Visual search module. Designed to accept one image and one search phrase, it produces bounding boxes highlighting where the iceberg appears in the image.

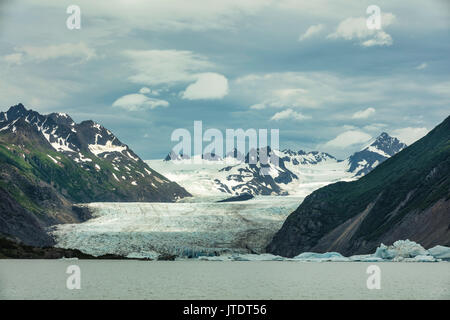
[292,252,349,262]
[231,253,286,261]
[428,245,450,261]
[402,255,437,262]
[348,254,384,262]
[374,240,429,260]
[198,253,285,261]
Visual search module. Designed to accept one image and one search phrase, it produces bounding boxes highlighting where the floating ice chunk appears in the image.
[401,255,437,262]
[292,252,349,262]
[231,253,285,261]
[374,240,429,260]
[428,245,450,261]
[198,255,233,261]
[126,251,159,260]
[348,254,384,262]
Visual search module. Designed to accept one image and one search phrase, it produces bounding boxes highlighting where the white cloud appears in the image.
[249,103,266,110]
[270,109,310,121]
[112,93,169,111]
[23,0,271,32]
[298,24,325,41]
[0,76,82,109]
[124,49,213,86]
[324,130,372,148]
[342,124,357,130]
[352,107,375,119]
[12,42,97,63]
[181,73,229,100]
[328,13,395,47]
[124,50,228,100]
[363,123,387,132]
[235,75,321,109]
[3,53,23,65]
[235,72,363,110]
[234,71,450,115]
[361,31,393,47]
[415,62,428,70]
[139,87,151,94]
[391,127,428,145]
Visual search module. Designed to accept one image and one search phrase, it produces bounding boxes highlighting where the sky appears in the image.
[0,0,449,159]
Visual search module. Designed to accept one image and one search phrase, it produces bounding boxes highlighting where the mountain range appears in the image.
[0,103,190,246]
[162,132,408,196]
[267,115,450,257]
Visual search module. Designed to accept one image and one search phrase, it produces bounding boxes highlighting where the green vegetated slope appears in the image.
[267,115,450,257]
[0,104,190,246]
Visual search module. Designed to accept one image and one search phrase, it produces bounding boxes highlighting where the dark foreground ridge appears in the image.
[267,115,450,257]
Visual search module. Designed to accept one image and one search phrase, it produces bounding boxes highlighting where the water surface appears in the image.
[1,260,448,299]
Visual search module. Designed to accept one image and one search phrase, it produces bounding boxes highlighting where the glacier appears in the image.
[51,197,449,263]
[52,196,301,258]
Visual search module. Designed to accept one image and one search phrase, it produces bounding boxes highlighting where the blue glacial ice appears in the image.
[198,240,449,262]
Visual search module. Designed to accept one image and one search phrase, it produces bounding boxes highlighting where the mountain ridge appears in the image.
[160,132,406,196]
[267,115,450,257]
[0,103,191,246]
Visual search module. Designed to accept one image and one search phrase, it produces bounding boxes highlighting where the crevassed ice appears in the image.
[52,198,300,258]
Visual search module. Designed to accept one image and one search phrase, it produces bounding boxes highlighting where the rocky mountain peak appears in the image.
[347,132,407,176]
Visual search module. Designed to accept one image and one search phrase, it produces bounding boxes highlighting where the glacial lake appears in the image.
[0,260,449,299]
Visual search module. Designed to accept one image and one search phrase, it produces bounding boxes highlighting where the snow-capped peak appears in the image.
[347,132,407,176]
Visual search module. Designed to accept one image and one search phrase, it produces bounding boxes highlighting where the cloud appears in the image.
[22,0,271,32]
[248,88,318,110]
[235,75,321,109]
[123,49,214,86]
[328,13,395,47]
[10,42,97,63]
[139,87,151,94]
[235,72,359,110]
[181,73,229,100]
[3,53,23,65]
[270,109,310,121]
[124,50,228,100]
[112,93,169,111]
[361,31,393,47]
[352,107,375,119]
[363,123,387,132]
[391,127,428,145]
[249,103,266,110]
[415,63,428,70]
[324,130,372,148]
[234,71,450,116]
[298,24,325,41]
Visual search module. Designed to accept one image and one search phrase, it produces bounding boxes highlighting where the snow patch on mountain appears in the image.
[88,140,127,156]
[346,132,407,176]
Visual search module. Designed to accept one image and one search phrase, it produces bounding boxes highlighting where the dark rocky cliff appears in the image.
[267,115,450,257]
